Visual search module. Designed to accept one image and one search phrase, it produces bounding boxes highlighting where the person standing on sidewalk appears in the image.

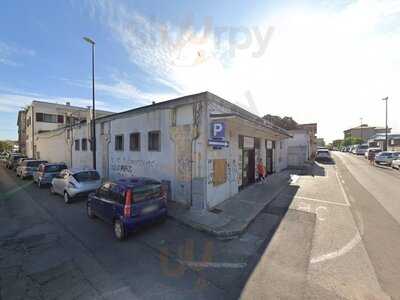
[257,158,266,183]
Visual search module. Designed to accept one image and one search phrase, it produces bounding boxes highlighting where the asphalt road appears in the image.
[2,153,399,299]
[334,152,400,299]
[0,165,289,300]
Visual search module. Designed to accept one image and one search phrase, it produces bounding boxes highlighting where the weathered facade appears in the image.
[19,100,112,159]
[35,92,291,209]
[344,124,390,142]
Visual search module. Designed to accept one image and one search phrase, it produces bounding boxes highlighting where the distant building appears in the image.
[18,100,113,159]
[344,124,390,142]
[368,133,400,151]
[297,123,318,159]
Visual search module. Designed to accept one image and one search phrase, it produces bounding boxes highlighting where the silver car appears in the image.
[16,160,47,179]
[391,158,400,170]
[50,169,101,204]
[375,152,400,165]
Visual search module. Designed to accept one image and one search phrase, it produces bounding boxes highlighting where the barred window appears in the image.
[148,131,161,151]
[115,135,124,151]
[130,132,141,151]
[75,139,80,151]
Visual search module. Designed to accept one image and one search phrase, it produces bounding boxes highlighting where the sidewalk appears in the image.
[168,170,292,238]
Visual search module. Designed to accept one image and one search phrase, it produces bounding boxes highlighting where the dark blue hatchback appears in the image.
[87,177,168,240]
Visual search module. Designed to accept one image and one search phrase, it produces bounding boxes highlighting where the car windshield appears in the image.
[45,165,66,173]
[27,161,44,167]
[73,171,100,182]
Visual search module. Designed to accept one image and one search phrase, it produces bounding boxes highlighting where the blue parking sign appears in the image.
[211,122,225,139]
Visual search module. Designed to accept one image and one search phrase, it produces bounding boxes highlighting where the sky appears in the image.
[0,0,399,142]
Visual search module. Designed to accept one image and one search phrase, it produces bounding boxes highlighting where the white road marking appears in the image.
[310,232,361,264]
[295,196,349,207]
[335,170,351,206]
[177,260,247,269]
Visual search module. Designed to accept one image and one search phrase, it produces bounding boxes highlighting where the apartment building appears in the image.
[344,124,390,142]
[17,100,112,158]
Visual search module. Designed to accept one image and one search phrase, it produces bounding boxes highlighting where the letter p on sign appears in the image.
[212,122,225,139]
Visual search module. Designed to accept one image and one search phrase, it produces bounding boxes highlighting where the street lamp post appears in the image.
[360,117,363,142]
[83,37,96,170]
[382,97,389,151]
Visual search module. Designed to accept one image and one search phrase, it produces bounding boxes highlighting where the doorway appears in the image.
[242,149,255,186]
[266,148,273,174]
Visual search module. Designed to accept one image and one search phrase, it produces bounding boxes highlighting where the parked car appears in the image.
[365,148,381,160]
[14,157,32,172]
[392,158,400,170]
[374,151,400,165]
[6,154,25,170]
[315,149,332,163]
[33,162,67,188]
[51,169,101,203]
[16,160,48,179]
[355,144,369,156]
[87,177,167,240]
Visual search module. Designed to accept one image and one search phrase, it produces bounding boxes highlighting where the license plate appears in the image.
[142,205,157,214]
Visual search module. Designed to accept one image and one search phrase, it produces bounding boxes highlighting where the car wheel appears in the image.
[114,220,126,241]
[64,192,71,204]
[87,201,96,219]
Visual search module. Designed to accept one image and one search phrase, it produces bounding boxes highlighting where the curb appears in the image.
[168,177,291,239]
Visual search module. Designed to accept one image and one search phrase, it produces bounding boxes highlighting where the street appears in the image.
[1,152,400,299]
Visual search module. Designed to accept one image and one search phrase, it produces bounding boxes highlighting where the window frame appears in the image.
[74,139,80,151]
[81,138,88,151]
[148,131,161,152]
[129,132,141,152]
[115,134,124,151]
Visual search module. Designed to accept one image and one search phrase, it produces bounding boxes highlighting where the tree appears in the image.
[343,137,363,146]
[263,114,298,130]
[0,140,13,152]
[332,139,344,149]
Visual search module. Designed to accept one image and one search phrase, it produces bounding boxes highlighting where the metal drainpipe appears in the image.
[190,103,201,208]
[31,106,35,159]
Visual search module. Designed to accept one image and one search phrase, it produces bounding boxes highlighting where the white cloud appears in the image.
[62,77,178,106]
[0,41,35,67]
[90,0,400,141]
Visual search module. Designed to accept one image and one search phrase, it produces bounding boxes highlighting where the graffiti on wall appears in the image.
[110,156,158,178]
[207,159,214,184]
[227,159,238,183]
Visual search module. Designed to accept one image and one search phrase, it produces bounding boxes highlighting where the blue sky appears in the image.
[1,0,400,141]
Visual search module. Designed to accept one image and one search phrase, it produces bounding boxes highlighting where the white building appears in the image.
[35,92,291,210]
[287,129,311,167]
[19,100,112,158]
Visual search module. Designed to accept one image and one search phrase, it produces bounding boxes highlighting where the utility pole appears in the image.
[83,37,96,170]
[382,97,389,151]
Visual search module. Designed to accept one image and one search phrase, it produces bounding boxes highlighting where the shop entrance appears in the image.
[266,148,274,174]
[242,149,255,186]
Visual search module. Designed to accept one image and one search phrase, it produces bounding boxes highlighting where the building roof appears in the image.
[31,100,113,115]
[95,91,291,138]
[344,125,388,132]
[36,91,292,138]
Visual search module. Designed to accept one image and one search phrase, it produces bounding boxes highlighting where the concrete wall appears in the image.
[35,129,71,165]
[205,99,288,208]
[287,130,309,167]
